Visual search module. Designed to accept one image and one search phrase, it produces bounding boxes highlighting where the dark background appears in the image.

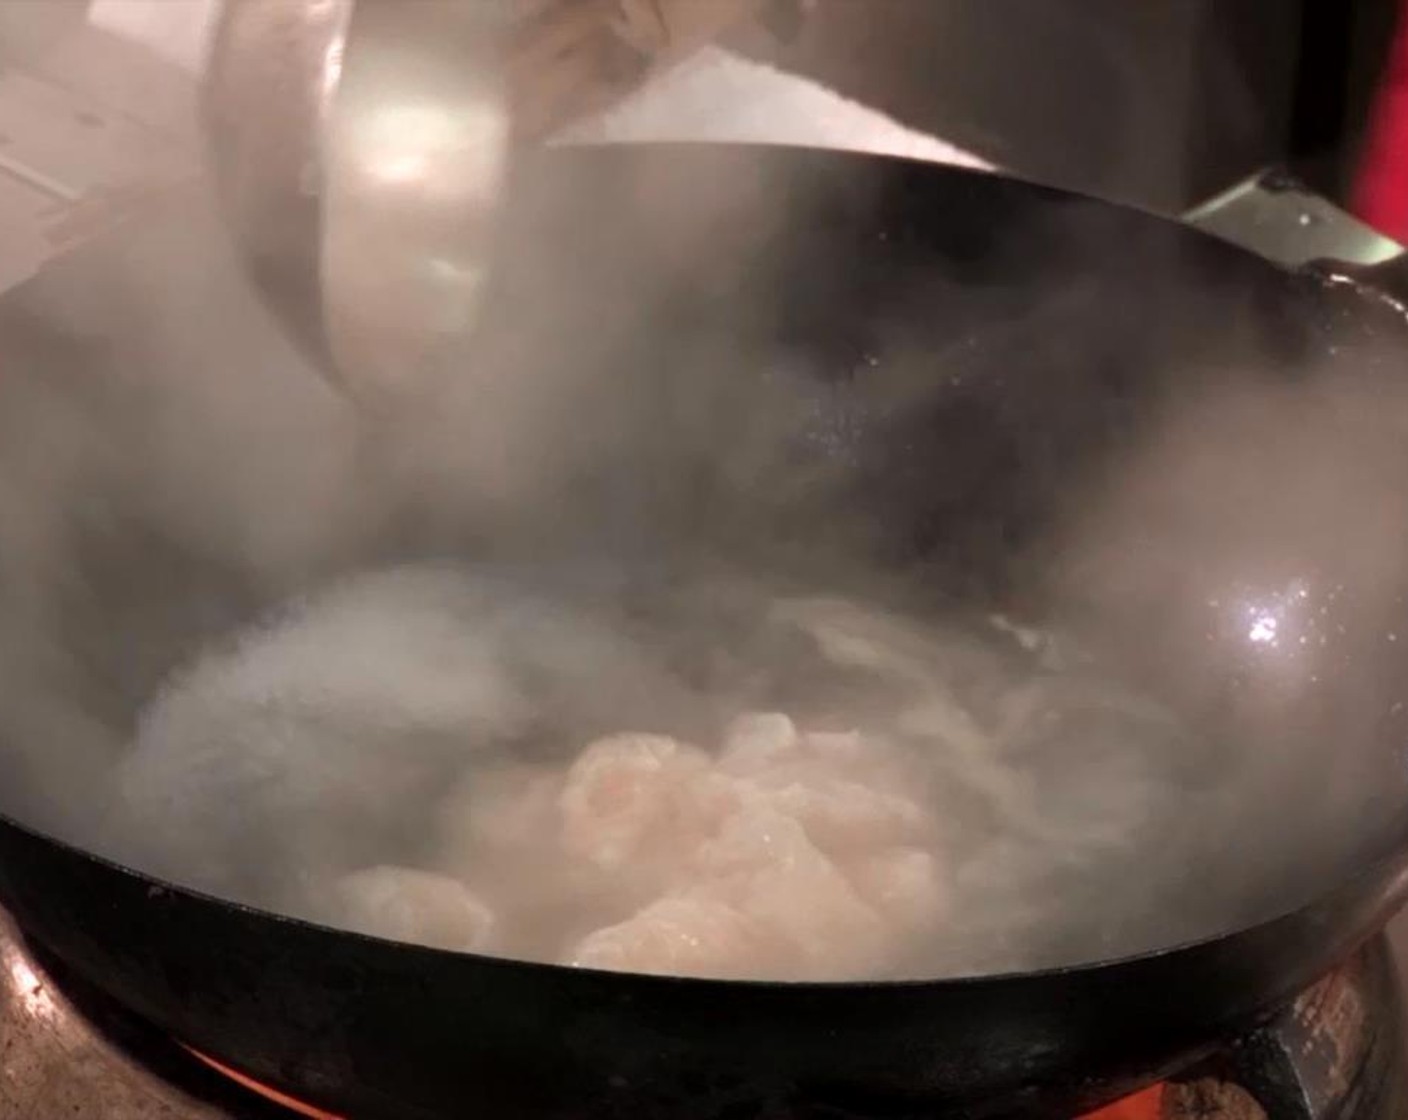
[734,0,1401,216]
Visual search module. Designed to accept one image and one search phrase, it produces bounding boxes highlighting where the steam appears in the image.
[0,187,360,836]
[101,556,1231,979]
[1050,351,1408,907]
[0,147,1404,981]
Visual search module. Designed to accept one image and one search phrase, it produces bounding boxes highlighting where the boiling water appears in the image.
[109,561,1244,980]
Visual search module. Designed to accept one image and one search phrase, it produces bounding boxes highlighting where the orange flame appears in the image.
[1083,1083,1166,1120]
[181,1044,347,1120]
[182,1041,1163,1120]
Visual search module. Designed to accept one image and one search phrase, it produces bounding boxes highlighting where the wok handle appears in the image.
[1184,167,1408,307]
[1299,251,1408,314]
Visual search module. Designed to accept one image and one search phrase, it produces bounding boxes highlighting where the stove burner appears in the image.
[1168,933,1408,1120]
[182,1047,345,1119]
[0,904,1402,1119]
[0,909,287,1117]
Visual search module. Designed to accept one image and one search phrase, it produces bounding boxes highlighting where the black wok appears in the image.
[1,144,1408,1119]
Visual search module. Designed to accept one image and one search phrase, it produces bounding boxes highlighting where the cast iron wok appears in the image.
[1,144,1408,1119]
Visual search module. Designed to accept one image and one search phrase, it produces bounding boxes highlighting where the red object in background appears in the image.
[1354,0,1408,243]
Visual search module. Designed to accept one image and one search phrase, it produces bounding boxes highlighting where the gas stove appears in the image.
[0,902,1402,1120]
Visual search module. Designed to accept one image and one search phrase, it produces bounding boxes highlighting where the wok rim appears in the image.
[5,804,1406,993]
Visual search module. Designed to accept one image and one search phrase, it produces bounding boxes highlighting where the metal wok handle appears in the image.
[1301,251,1408,319]
[1184,168,1408,309]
